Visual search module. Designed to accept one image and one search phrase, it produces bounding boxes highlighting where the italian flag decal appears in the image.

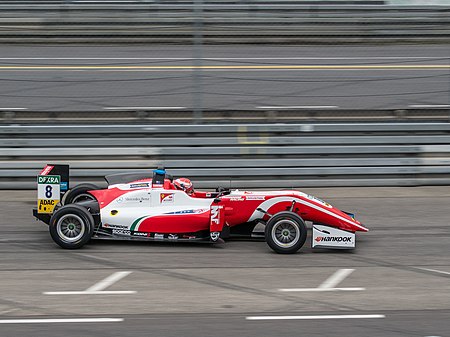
[130,216,149,231]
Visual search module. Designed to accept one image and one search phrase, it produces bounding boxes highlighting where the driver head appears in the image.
[174,178,194,195]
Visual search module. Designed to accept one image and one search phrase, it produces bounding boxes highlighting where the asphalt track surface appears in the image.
[0,44,449,111]
[0,187,449,337]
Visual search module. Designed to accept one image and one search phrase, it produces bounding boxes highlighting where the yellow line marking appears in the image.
[0,65,449,70]
[237,125,269,145]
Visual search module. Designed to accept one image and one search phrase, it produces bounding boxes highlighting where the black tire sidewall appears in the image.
[63,183,99,205]
[265,211,307,254]
[49,205,94,249]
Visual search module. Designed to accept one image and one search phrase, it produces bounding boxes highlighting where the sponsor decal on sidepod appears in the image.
[160,193,174,204]
[130,183,150,189]
[132,232,148,237]
[103,223,128,229]
[112,229,131,235]
[245,195,265,201]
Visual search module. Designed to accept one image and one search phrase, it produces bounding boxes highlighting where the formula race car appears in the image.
[33,165,368,254]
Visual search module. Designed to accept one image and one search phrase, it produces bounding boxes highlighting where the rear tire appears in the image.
[49,204,94,249]
[62,183,99,205]
[265,211,307,254]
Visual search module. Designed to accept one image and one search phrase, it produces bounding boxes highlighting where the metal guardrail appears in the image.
[1,121,450,189]
[0,2,449,43]
[1,108,449,124]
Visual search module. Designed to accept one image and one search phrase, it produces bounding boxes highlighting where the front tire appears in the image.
[265,212,307,254]
[49,205,94,249]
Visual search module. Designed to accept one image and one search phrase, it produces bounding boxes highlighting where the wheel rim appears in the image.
[56,214,85,243]
[71,193,95,203]
[271,219,300,248]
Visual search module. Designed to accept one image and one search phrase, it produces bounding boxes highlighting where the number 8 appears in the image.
[45,185,52,198]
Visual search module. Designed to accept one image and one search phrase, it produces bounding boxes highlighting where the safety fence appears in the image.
[1,121,450,189]
[0,1,449,43]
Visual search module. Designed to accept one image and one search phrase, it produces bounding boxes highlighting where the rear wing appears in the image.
[37,164,69,214]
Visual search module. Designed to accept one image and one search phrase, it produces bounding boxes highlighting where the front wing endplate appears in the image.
[312,224,355,249]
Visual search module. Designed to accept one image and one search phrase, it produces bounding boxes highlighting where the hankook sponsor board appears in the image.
[312,224,355,249]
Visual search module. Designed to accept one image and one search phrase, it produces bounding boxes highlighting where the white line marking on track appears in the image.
[0,108,28,110]
[246,314,385,320]
[319,268,355,289]
[256,106,338,109]
[279,287,365,292]
[0,318,123,324]
[409,105,450,108]
[279,268,365,292]
[43,291,135,295]
[415,267,450,275]
[85,271,133,292]
[44,271,136,295]
[103,107,186,110]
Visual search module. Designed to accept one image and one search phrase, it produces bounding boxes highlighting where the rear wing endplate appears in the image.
[37,164,69,214]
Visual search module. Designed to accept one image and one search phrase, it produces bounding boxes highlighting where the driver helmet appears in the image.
[174,178,194,195]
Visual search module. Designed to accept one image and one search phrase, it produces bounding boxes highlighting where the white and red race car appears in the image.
[33,165,368,254]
